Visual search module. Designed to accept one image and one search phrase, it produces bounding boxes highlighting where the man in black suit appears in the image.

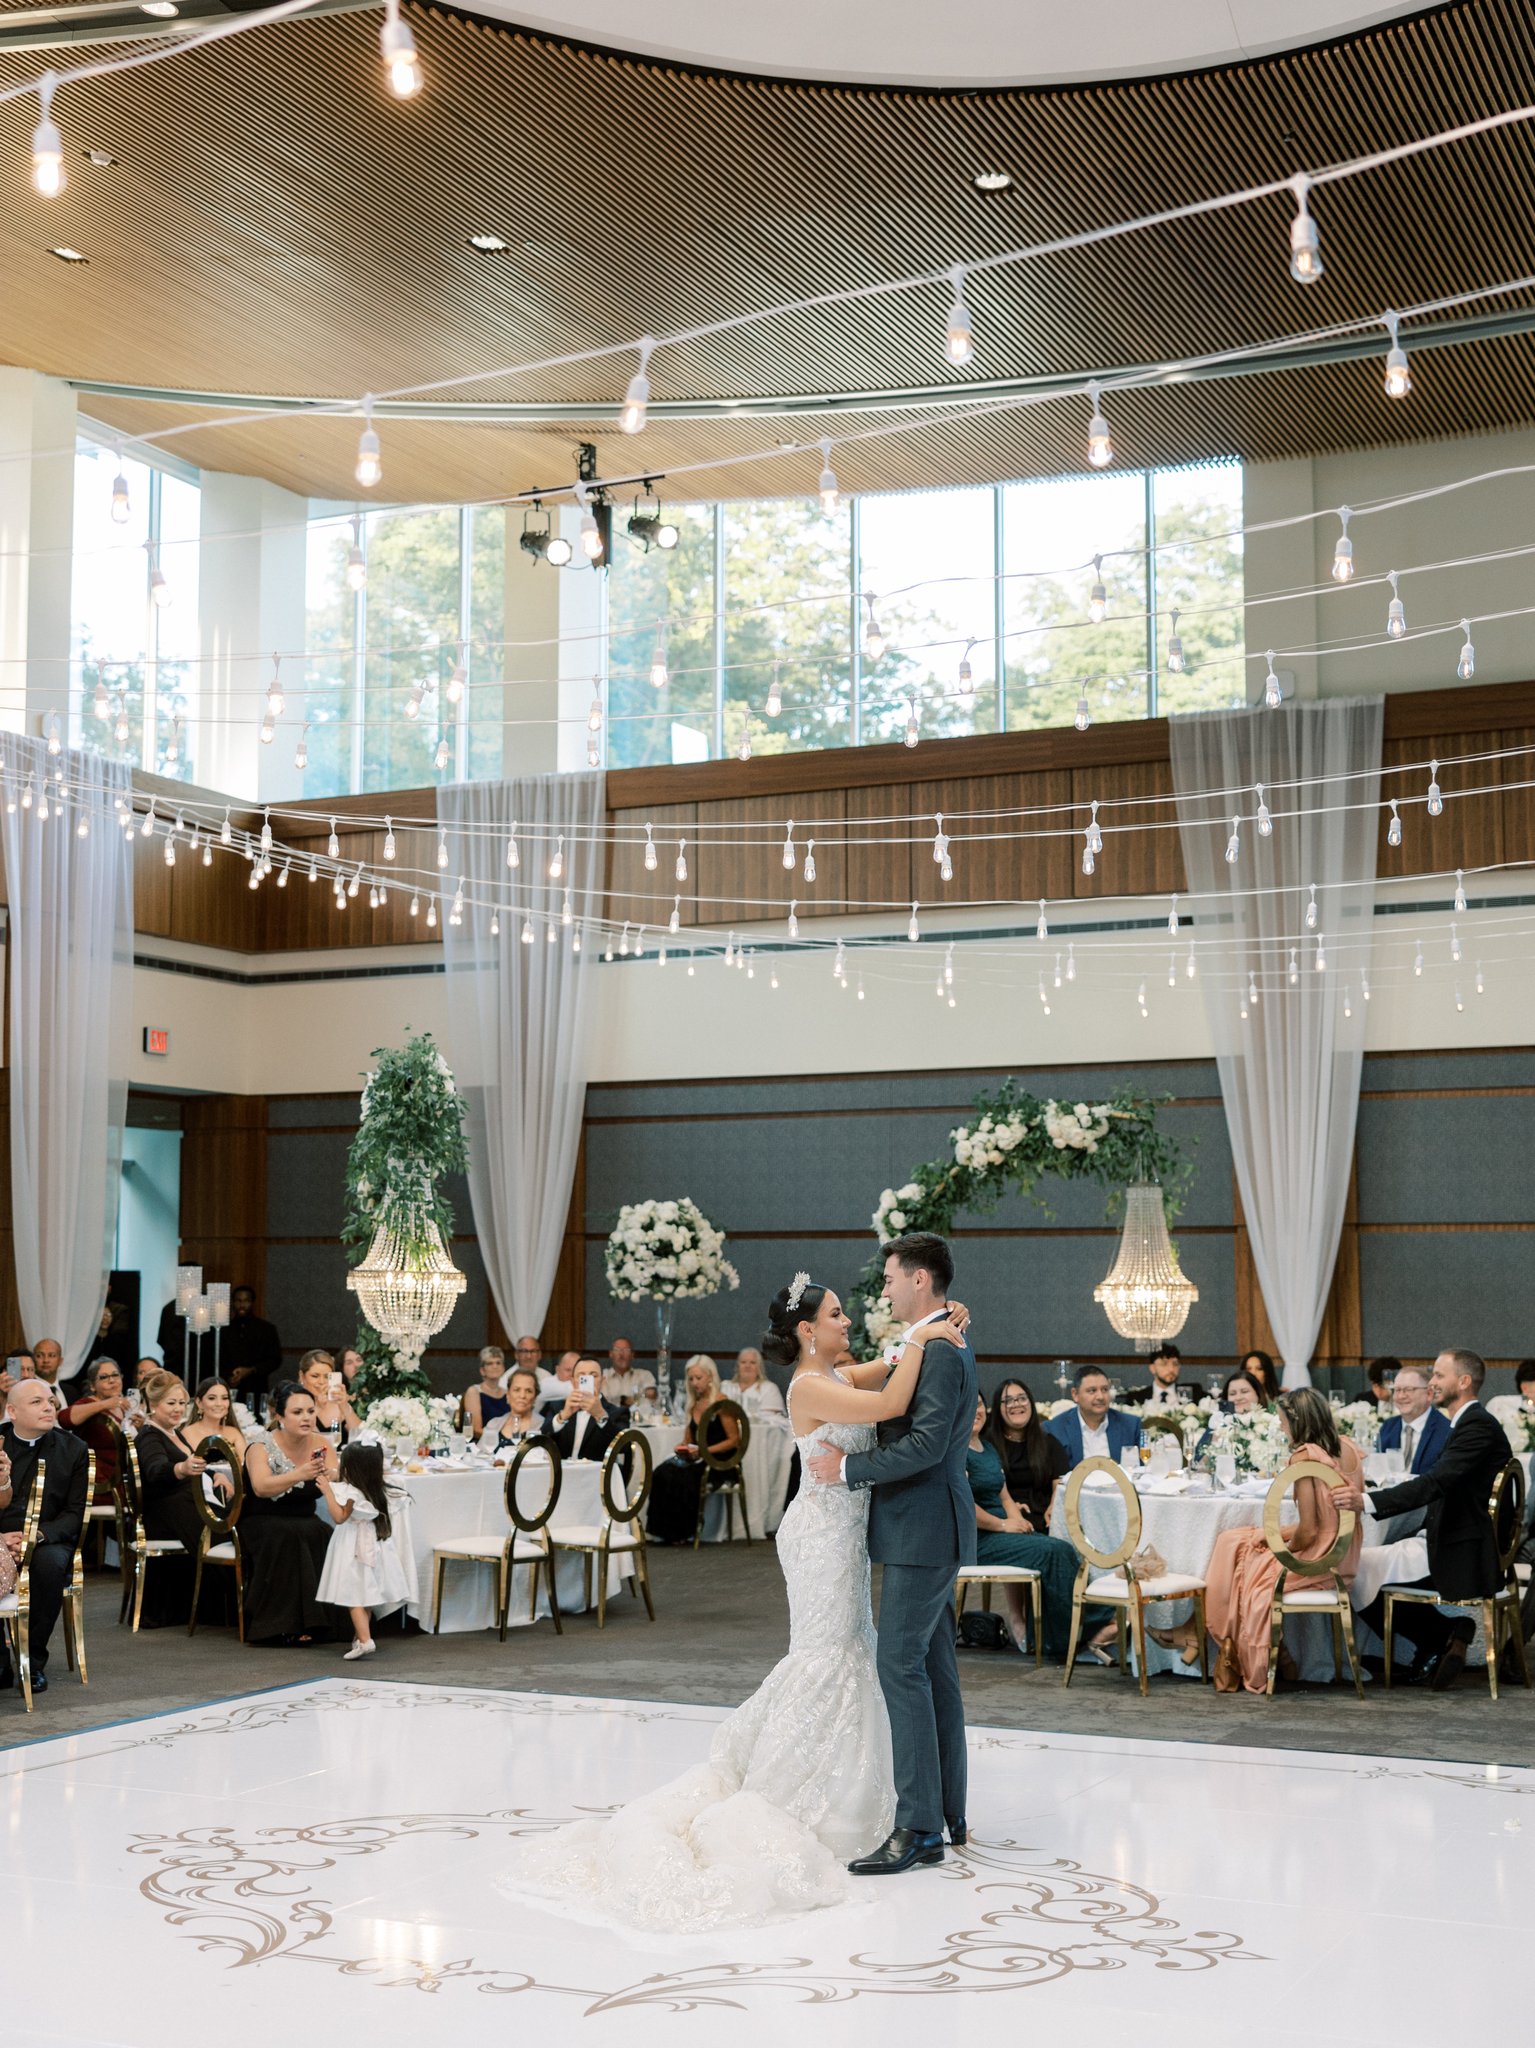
[540,1360,622,1463]
[1121,1342,1203,1410]
[0,1378,89,1692]
[1339,1347,1511,1690]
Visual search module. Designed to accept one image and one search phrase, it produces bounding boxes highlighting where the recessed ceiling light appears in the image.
[972,170,1013,192]
[49,246,89,264]
[139,3,179,16]
[83,148,117,167]
[467,232,510,252]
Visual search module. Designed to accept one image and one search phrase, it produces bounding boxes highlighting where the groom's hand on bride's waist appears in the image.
[806,1446,845,1487]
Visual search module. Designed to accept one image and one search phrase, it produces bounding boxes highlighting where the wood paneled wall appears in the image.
[176,1095,269,1299]
[110,680,1533,953]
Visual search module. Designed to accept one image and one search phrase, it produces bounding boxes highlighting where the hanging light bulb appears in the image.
[380,0,423,98]
[1085,381,1113,468]
[355,397,382,489]
[1185,939,1197,980]
[113,695,130,745]
[259,712,275,745]
[292,722,309,770]
[1315,932,1327,971]
[1426,758,1443,817]
[1382,310,1411,399]
[1225,814,1241,865]
[434,733,451,771]
[803,839,817,883]
[548,835,564,881]
[110,455,131,525]
[817,439,839,515]
[1255,783,1273,837]
[832,937,845,979]
[1343,984,1354,1019]
[1066,943,1076,983]
[766,664,782,719]
[202,838,212,868]
[643,824,657,872]
[1086,800,1103,855]
[787,900,799,939]
[505,827,519,870]
[1166,894,1179,938]
[521,915,535,945]
[1263,649,1282,709]
[1457,619,1475,679]
[436,828,449,869]
[862,594,885,663]
[579,501,603,563]
[1074,689,1091,733]
[1038,973,1051,1016]
[1053,950,1063,989]
[31,73,65,197]
[1386,570,1406,639]
[1454,869,1467,914]
[1287,173,1323,283]
[327,818,340,859]
[1387,798,1402,847]
[445,643,466,705]
[1362,971,1371,1002]
[561,889,573,927]
[1087,554,1108,625]
[945,942,955,988]
[1167,951,1177,989]
[266,656,284,716]
[1476,961,1485,995]
[620,922,632,958]
[1413,941,1424,977]
[587,732,601,768]
[1305,883,1319,930]
[957,642,976,705]
[1248,971,1260,1007]
[781,821,795,870]
[1288,947,1300,986]
[588,682,603,734]
[619,338,654,435]
[90,675,109,719]
[148,543,171,608]
[345,516,367,591]
[348,863,363,899]
[1332,506,1354,582]
[1450,920,1462,962]
[738,723,753,762]
[1037,898,1050,942]
[907,901,920,943]
[649,629,668,689]
[425,898,438,928]
[942,266,974,368]
[903,698,919,749]
[675,838,688,882]
[1166,607,1185,674]
[1137,980,1148,1017]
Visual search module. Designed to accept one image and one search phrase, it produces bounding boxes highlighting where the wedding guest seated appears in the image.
[647,1356,740,1544]
[1045,1366,1141,1468]
[332,1344,366,1396]
[603,1335,657,1409]
[1238,1349,1281,1405]
[722,1347,787,1422]
[0,1378,88,1692]
[60,1357,131,1506]
[186,1378,248,1465]
[479,1369,546,1455]
[462,1347,511,1438]
[1180,1388,1363,1691]
[297,1350,360,1444]
[967,1394,1116,1663]
[510,1334,550,1391]
[1364,1356,1402,1409]
[133,1371,235,1626]
[1221,1370,1266,1415]
[27,1338,66,1413]
[541,1361,623,1463]
[241,1382,344,1644]
[1122,1342,1203,1410]
[988,1380,1069,1529]
[1514,1359,1535,1403]
[538,1351,582,1416]
[1377,1365,1448,1476]
[1340,1348,1512,1689]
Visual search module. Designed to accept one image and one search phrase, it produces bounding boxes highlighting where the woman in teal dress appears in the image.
[966,1395,1117,1663]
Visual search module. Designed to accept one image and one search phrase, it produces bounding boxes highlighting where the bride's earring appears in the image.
[809,1334,817,1356]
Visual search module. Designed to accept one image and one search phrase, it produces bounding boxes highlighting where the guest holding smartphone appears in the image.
[540,1359,623,1464]
[241,1382,345,1644]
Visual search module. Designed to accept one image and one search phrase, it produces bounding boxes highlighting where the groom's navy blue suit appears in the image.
[843,1325,976,1837]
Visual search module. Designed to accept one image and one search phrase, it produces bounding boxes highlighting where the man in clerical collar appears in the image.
[0,1379,89,1693]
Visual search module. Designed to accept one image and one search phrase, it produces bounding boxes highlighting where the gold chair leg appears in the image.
[1337,1599,1365,1699]
[68,1591,88,1687]
[1030,1580,1044,1669]
[956,1580,970,1624]
[1061,1580,1086,1687]
[635,1545,655,1621]
[1382,1592,1395,1687]
[528,1555,540,1625]
[1130,1591,1151,1697]
[1264,1599,1284,1697]
[1193,1591,1210,1683]
[234,1555,245,1643]
[596,1548,609,1629]
[17,1612,32,1713]
[131,1552,147,1634]
[431,1554,446,1635]
[740,1479,752,1545]
[547,1548,566,1633]
[1485,1601,1499,1701]
[497,1554,510,1644]
[188,1548,206,1638]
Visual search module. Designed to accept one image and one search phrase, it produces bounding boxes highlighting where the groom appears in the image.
[808,1230,976,1874]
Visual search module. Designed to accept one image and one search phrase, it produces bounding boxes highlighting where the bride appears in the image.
[499,1275,968,1933]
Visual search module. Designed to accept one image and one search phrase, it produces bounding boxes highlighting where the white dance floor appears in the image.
[3,1677,1526,2045]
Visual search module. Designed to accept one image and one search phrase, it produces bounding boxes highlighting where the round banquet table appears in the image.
[395,1458,629,1634]
[636,1421,793,1540]
[1048,1477,1348,1682]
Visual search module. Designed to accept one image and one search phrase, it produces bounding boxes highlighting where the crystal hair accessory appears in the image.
[785,1271,812,1314]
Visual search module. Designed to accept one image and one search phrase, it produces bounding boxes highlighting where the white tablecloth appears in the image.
[398,1459,627,1634]
[636,1422,794,1540]
[1049,1478,1346,1682]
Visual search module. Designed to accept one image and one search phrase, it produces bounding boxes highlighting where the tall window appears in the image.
[73,436,200,780]
[606,505,715,768]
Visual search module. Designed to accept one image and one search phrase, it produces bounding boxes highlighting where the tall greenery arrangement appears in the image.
[852,1082,1191,1357]
[342,1030,469,1405]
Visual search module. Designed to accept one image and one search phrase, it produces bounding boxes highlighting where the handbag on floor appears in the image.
[957,1610,1007,1650]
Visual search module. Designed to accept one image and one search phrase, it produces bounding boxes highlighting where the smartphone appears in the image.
[577,1372,597,1395]
[328,1373,344,1398]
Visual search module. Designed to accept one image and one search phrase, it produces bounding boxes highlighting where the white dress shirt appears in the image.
[604,1366,658,1406]
[722,1378,787,1421]
[1081,1418,1112,1462]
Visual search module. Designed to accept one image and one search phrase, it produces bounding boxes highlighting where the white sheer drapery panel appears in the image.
[437,771,604,1341]
[0,734,132,1368]
[1171,699,1383,1390]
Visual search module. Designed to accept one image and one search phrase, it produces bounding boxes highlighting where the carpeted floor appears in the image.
[5,1544,1532,1762]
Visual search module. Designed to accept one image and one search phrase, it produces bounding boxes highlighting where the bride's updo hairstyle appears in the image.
[762,1279,828,1367]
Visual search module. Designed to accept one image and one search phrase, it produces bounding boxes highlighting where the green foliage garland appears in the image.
[342,1030,469,1405]
[851,1081,1192,1357]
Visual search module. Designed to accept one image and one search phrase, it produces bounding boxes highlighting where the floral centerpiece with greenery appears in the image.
[606,1198,739,1400]
[1333,1400,1383,1448]
[343,1031,468,1407]
[853,1084,1190,1359]
[1205,1406,1289,1477]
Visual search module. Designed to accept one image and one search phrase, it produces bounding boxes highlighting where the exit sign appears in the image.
[143,1027,170,1057]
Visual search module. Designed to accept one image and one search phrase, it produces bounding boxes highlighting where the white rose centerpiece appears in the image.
[605,1198,740,1301]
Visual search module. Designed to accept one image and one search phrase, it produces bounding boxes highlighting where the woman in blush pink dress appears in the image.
[1194,1388,1363,1694]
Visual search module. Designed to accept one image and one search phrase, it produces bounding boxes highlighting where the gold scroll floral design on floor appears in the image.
[129,1813,1266,2011]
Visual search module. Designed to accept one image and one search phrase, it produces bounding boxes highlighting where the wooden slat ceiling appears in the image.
[3,0,1535,502]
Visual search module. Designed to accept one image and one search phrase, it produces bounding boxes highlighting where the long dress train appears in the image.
[499,1390,895,1932]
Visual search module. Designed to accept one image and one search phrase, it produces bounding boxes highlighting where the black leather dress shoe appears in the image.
[1427,1629,1472,1693]
[847,1829,944,1875]
[945,1817,967,1847]
[29,1670,47,1694]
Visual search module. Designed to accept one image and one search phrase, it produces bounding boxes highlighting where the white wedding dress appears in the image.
[499,1379,895,1933]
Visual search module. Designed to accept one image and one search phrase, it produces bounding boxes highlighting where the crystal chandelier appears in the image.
[347,1214,465,1358]
[1094,1182,1198,1351]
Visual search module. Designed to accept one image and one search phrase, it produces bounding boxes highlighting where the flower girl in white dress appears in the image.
[316,1442,416,1660]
